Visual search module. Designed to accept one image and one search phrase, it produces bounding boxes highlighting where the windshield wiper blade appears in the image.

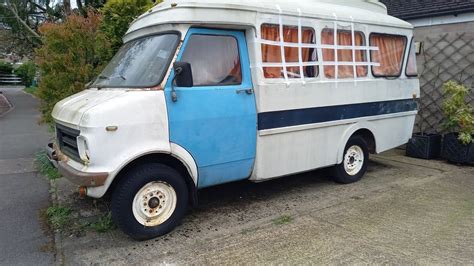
[97,75,109,80]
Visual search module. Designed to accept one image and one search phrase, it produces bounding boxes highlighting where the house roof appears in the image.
[380,0,474,20]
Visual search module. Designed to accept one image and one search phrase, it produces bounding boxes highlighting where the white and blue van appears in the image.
[48,0,420,240]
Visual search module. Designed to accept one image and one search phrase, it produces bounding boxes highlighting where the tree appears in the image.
[35,11,112,123]
[0,0,105,57]
[100,0,155,53]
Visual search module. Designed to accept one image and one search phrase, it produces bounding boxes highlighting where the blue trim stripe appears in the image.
[258,99,417,130]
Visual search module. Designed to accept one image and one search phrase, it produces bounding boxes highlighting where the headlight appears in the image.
[76,135,90,163]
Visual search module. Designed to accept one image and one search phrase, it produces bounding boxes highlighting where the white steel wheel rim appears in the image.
[344,145,364,176]
[132,181,177,227]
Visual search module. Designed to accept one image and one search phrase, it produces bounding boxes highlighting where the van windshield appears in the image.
[92,33,179,88]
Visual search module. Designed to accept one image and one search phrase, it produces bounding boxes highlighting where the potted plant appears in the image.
[406,93,442,160]
[441,81,474,165]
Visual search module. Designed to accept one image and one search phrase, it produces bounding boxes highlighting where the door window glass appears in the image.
[181,34,242,86]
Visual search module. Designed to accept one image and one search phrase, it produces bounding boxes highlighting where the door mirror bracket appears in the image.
[171,62,193,102]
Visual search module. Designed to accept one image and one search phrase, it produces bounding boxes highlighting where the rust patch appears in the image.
[58,161,108,187]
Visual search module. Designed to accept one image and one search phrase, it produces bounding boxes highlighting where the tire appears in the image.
[111,163,189,241]
[332,135,369,184]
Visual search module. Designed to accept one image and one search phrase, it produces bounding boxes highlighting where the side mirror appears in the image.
[173,62,193,87]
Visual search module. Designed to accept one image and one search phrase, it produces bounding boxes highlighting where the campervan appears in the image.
[48,0,420,240]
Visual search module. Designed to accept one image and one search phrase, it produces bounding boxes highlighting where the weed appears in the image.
[24,86,37,96]
[273,215,293,225]
[47,205,72,230]
[89,212,116,233]
[35,151,61,180]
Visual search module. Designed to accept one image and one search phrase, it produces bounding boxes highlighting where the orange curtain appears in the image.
[321,29,367,79]
[406,40,418,76]
[371,34,407,76]
[261,24,317,78]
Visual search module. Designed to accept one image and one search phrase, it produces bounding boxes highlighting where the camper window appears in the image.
[406,38,418,77]
[321,29,368,79]
[180,34,242,86]
[370,33,407,77]
[261,24,318,79]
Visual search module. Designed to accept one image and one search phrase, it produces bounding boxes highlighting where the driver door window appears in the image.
[180,34,242,86]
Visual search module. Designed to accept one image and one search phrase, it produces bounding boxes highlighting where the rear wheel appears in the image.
[332,135,369,184]
[111,163,188,240]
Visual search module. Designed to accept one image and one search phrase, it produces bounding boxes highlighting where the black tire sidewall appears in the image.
[334,136,369,184]
[111,163,189,241]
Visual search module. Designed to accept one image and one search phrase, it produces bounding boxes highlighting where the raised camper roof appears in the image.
[127,0,412,37]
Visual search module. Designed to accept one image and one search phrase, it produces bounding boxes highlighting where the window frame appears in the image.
[369,32,408,78]
[405,37,418,78]
[92,31,181,89]
[260,23,319,80]
[320,28,368,79]
[180,33,243,87]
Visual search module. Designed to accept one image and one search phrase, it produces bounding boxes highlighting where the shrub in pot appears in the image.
[441,81,474,165]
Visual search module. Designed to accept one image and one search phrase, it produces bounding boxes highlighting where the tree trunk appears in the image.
[63,0,71,15]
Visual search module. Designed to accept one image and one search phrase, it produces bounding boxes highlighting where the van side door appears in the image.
[165,28,257,188]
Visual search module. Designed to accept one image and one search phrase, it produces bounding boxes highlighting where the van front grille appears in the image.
[56,124,81,162]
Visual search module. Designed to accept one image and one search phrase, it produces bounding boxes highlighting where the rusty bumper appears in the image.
[47,142,108,187]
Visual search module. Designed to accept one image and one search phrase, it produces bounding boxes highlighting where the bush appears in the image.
[100,0,155,53]
[442,81,474,145]
[0,61,13,74]
[35,11,112,124]
[15,61,36,86]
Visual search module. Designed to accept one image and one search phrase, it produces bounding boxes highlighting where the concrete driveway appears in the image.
[0,87,53,265]
[55,149,473,264]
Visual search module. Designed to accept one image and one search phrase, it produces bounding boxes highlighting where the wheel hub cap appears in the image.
[132,181,177,227]
[344,145,364,176]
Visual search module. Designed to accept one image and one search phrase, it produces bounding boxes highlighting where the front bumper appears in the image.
[47,142,109,187]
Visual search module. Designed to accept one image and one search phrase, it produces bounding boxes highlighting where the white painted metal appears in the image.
[132,181,177,227]
[52,0,420,198]
[344,145,364,176]
[52,90,198,198]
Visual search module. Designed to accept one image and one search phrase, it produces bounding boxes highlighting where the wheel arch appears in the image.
[336,123,378,164]
[105,150,199,206]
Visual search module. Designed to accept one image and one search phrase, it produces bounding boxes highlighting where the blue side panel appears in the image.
[164,28,257,188]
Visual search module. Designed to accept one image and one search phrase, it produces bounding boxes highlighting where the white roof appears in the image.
[127,0,412,36]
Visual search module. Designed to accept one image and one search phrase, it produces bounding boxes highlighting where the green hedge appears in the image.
[0,61,13,74]
[15,62,36,86]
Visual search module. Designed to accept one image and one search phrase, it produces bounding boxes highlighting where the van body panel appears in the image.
[165,28,257,188]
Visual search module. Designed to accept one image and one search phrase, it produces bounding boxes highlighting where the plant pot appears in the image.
[406,133,442,159]
[442,133,474,165]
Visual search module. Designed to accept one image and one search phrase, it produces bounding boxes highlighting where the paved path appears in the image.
[58,149,474,264]
[0,86,53,265]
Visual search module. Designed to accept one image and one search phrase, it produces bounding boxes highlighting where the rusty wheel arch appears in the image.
[105,153,198,207]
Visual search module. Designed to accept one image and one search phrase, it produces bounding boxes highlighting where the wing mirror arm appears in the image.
[171,62,193,103]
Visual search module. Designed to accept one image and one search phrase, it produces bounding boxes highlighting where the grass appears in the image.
[273,215,293,225]
[88,212,116,233]
[24,86,37,96]
[35,151,61,180]
[47,205,72,230]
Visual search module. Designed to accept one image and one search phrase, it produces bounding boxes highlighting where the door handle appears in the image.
[236,89,254,95]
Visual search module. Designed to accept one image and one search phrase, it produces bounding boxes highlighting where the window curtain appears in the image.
[321,29,367,79]
[261,24,317,78]
[370,34,407,76]
[406,39,418,76]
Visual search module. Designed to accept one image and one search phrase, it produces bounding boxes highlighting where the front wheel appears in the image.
[332,135,369,184]
[111,163,189,240]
